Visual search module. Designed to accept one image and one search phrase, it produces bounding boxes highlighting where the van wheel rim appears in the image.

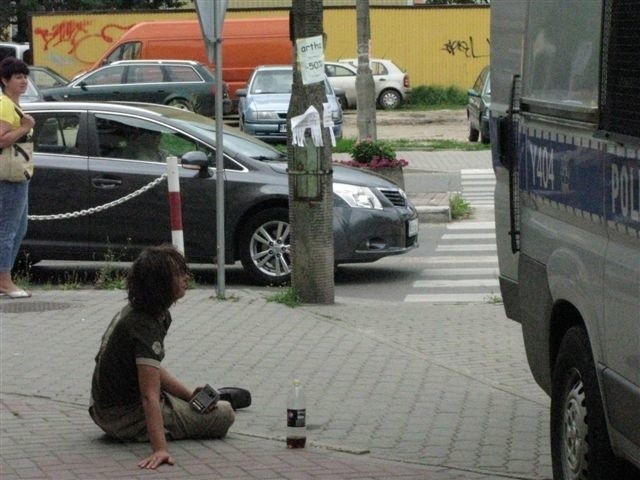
[561,371,588,480]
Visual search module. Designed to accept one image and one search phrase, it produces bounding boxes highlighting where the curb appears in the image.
[416,205,451,223]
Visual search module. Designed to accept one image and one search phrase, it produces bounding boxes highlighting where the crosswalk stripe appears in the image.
[436,244,497,252]
[413,279,499,287]
[405,293,499,303]
[425,256,498,263]
[461,169,494,174]
[447,222,495,230]
[442,233,496,240]
[421,267,498,276]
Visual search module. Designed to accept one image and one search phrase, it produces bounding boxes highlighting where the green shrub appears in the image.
[450,193,471,220]
[350,138,397,163]
[407,85,467,109]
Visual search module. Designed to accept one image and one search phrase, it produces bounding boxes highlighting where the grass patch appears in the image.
[94,248,128,290]
[484,293,503,304]
[406,85,467,109]
[265,287,300,308]
[450,193,471,220]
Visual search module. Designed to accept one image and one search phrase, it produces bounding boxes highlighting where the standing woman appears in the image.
[0,57,35,298]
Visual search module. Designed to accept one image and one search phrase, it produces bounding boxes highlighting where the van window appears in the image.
[105,42,142,64]
[0,46,17,60]
[523,0,601,110]
[600,0,640,139]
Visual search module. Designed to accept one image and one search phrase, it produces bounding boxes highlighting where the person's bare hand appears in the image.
[21,114,35,130]
[137,449,174,469]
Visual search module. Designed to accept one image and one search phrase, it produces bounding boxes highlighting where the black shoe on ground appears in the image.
[218,387,251,410]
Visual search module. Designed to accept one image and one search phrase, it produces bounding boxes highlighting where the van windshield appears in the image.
[105,42,142,64]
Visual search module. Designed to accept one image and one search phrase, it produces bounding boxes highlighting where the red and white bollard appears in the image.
[166,156,184,255]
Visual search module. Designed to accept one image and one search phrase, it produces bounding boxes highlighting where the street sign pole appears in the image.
[195,0,228,298]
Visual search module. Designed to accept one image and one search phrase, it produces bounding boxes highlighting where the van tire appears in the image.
[239,208,291,286]
[551,326,619,480]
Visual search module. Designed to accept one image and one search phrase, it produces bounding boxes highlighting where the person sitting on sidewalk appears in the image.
[89,245,249,470]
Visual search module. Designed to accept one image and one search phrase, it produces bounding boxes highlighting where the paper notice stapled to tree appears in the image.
[296,35,325,85]
[322,102,336,147]
[291,106,323,147]
[290,104,337,148]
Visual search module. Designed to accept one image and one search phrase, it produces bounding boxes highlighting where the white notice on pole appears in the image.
[296,35,324,85]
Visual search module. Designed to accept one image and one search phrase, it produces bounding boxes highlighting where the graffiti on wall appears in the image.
[34,20,133,73]
[442,37,489,58]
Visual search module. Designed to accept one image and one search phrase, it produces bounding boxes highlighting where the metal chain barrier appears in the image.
[28,174,168,221]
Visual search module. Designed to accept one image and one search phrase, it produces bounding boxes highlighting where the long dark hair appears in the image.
[0,57,29,92]
[127,245,188,315]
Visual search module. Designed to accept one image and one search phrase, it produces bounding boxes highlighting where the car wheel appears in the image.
[239,208,291,286]
[468,123,479,142]
[378,89,402,110]
[551,326,619,480]
[167,98,193,111]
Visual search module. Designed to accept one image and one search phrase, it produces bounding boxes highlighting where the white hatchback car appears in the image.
[326,58,411,110]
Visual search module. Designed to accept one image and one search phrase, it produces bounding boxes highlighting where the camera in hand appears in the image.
[189,384,220,414]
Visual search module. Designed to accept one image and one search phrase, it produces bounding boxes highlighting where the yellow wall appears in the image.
[32,6,489,88]
[325,7,490,89]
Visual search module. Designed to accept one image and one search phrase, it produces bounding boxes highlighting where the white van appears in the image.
[491,0,639,478]
[0,42,31,63]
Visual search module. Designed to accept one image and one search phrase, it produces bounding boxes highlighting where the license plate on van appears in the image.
[279,124,287,133]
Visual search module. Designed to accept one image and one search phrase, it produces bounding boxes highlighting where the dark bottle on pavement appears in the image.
[286,379,306,448]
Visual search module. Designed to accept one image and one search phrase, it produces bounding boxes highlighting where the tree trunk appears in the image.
[356,0,377,141]
[288,0,334,304]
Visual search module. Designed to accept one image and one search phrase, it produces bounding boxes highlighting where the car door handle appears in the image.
[92,177,122,188]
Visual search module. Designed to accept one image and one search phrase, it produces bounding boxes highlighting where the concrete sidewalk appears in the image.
[1,287,550,480]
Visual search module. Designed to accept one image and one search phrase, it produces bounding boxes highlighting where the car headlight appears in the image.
[332,108,342,122]
[245,110,280,122]
[334,183,382,210]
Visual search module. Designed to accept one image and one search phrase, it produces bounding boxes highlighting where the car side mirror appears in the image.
[467,88,479,98]
[79,81,88,91]
[181,151,211,178]
[235,88,247,98]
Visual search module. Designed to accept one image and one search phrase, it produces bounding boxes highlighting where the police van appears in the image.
[491,1,639,478]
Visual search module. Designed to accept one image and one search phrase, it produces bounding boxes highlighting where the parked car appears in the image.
[467,65,490,144]
[28,66,69,89]
[41,60,232,116]
[20,101,418,285]
[324,61,358,110]
[336,58,411,110]
[0,42,31,63]
[235,65,343,142]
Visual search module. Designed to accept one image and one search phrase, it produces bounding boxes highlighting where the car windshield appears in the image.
[250,69,333,96]
[251,70,292,94]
